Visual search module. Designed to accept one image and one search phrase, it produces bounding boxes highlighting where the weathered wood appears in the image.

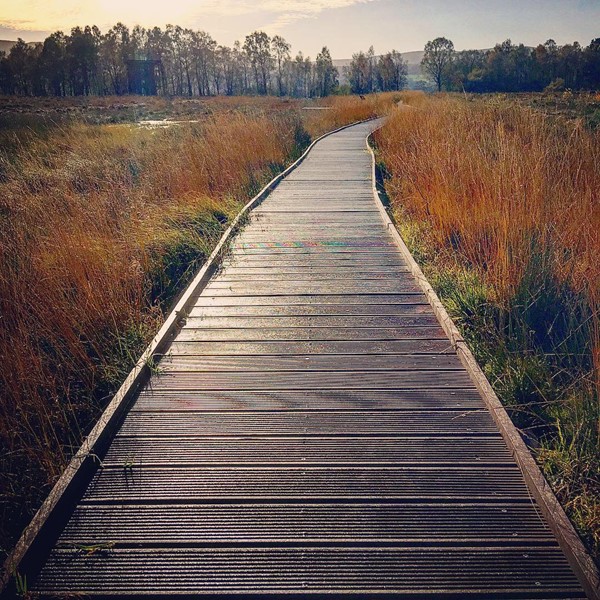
[36,547,583,597]
[145,370,477,390]
[182,315,441,328]
[187,303,430,317]
[103,436,511,466]
[56,503,554,545]
[166,339,455,355]
[132,388,484,411]
[176,326,448,342]
[120,407,493,433]
[159,353,463,371]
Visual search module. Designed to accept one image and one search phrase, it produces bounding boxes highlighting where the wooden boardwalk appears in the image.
[30,121,586,597]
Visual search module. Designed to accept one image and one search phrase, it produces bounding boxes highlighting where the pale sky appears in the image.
[1,0,599,58]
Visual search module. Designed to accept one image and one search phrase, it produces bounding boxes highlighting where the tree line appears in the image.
[6,23,599,97]
[422,36,600,92]
[0,23,411,98]
[346,46,408,94]
[0,25,339,97]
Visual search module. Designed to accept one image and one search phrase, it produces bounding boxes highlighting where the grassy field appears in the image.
[0,92,401,561]
[490,91,600,130]
[374,92,599,561]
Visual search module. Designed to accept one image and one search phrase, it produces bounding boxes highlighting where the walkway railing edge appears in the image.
[0,117,373,598]
[366,124,600,600]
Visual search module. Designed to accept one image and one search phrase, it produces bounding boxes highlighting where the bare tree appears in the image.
[315,46,338,96]
[243,31,273,94]
[421,37,455,91]
[377,50,407,91]
[271,35,291,96]
[348,50,370,94]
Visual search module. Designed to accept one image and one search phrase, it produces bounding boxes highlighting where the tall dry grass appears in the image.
[0,93,395,559]
[303,92,407,137]
[375,94,599,557]
[0,106,300,556]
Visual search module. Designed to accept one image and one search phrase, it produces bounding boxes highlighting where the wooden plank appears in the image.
[183,315,441,328]
[177,327,447,342]
[35,547,584,597]
[104,436,511,467]
[81,466,530,503]
[146,370,476,390]
[167,339,455,355]
[193,294,429,306]
[132,389,484,411]
[203,283,422,295]
[218,267,411,275]
[188,304,430,316]
[159,354,464,372]
[119,410,493,437]
[56,503,555,546]
[211,274,414,282]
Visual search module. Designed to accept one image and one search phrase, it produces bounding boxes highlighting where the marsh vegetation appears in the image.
[374,91,600,560]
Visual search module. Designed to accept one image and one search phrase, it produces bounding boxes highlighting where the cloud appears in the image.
[257,0,376,32]
[197,0,373,15]
[0,0,376,34]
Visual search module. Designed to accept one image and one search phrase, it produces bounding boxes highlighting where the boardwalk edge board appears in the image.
[0,119,373,597]
[366,125,600,600]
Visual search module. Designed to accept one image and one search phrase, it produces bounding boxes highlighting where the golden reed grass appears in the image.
[376,94,600,371]
[375,93,599,554]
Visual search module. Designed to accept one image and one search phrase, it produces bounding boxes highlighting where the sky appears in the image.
[1,0,599,58]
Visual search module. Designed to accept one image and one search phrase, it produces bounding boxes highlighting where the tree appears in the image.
[5,24,600,98]
[99,23,130,95]
[243,31,273,94]
[271,35,291,96]
[290,51,308,97]
[40,32,67,96]
[583,38,600,89]
[347,50,370,94]
[447,49,486,91]
[557,42,583,89]
[315,46,338,96]
[190,30,217,96]
[377,50,407,91]
[421,37,455,91]
[66,26,100,95]
[3,39,39,95]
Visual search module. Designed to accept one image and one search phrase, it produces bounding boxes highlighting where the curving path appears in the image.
[31,121,585,598]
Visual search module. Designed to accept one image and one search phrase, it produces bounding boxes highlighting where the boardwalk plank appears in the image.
[57,504,555,546]
[81,466,530,503]
[36,548,584,597]
[118,410,496,437]
[177,327,448,342]
[132,389,483,411]
[183,315,441,328]
[104,436,511,466]
[166,339,455,355]
[159,354,464,371]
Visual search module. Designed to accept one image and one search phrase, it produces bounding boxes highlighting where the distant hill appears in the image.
[0,39,40,55]
[0,40,16,55]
